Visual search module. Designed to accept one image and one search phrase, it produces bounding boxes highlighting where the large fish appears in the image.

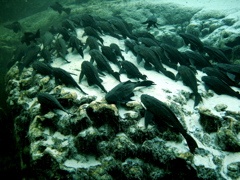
[21,29,40,45]
[179,33,204,52]
[101,46,121,67]
[141,94,198,153]
[120,60,147,80]
[110,43,125,61]
[83,26,103,44]
[37,92,72,114]
[53,67,87,95]
[4,21,22,33]
[79,61,107,93]
[83,36,101,51]
[89,49,120,81]
[68,35,84,58]
[54,38,70,63]
[105,80,155,104]
[142,15,159,29]
[50,2,71,15]
[203,46,230,64]
[202,76,240,99]
[176,65,202,107]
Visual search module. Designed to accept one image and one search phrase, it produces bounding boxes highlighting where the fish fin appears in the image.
[112,72,121,82]
[175,73,181,81]
[141,75,147,80]
[137,55,142,64]
[79,72,84,83]
[144,110,154,128]
[182,132,198,153]
[194,93,202,107]
[144,62,153,70]
[138,80,155,87]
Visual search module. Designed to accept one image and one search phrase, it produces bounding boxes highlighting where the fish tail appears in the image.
[162,70,175,80]
[137,80,155,87]
[98,83,108,93]
[112,72,121,82]
[17,62,24,76]
[100,37,104,44]
[194,93,202,107]
[182,132,198,153]
[77,85,88,95]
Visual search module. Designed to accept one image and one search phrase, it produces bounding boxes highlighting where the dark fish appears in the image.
[37,92,72,114]
[80,14,102,34]
[138,37,161,47]
[160,44,190,66]
[32,61,53,76]
[18,44,41,75]
[62,19,76,32]
[215,63,240,77]
[69,35,84,58]
[202,76,240,99]
[142,15,159,29]
[202,67,240,88]
[53,67,87,95]
[54,38,70,63]
[21,29,40,45]
[101,46,121,67]
[105,80,155,104]
[109,17,137,40]
[58,27,71,41]
[50,2,71,15]
[8,44,27,69]
[79,61,107,93]
[124,39,138,56]
[179,33,204,52]
[176,65,202,107]
[4,21,22,33]
[141,94,198,153]
[83,26,103,44]
[40,48,52,64]
[97,20,122,39]
[134,45,175,80]
[120,60,147,80]
[110,43,125,60]
[184,51,212,70]
[89,49,120,81]
[203,46,230,64]
[133,31,155,40]
[83,36,101,51]
[40,31,54,48]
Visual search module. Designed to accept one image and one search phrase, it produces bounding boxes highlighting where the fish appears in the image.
[68,35,84,58]
[120,60,147,80]
[203,46,230,64]
[39,31,54,49]
[52,67,87,95]
[7,44,27,69]
[176,65,202,107]
[79,61,107,93]
[105,80,155,104]
[184,50,212,70]
[134,45,175,80]
[110,43,125,60]
[202,67,240,88]
[124,39,138,56]
[160,43,190,66]
[18,44,41,75]
[109,17,137,40]
[32,61,53,76]
[179,33,204,52]
[142,15,159,29]
[83,26,103,44]
[4,21,22,33]
[202,76,240,99]
[138,37,161,47]
[21,29,40,45]
[54,38,70,63]
[50,2,71,15]
[37,92,72,114]
[101,46,121,67]
[140,94,198,153]
[215,63,240,82]
[83,36,101,51]
[40,48,52,64]
[97,20,122,39]
[80,14,102,34]
[89,49,120,81]
[62,19,76,32]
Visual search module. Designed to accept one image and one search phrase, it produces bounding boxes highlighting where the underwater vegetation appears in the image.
[2,0,240,179]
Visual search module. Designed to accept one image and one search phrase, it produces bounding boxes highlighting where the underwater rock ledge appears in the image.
[4,1,240,179]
